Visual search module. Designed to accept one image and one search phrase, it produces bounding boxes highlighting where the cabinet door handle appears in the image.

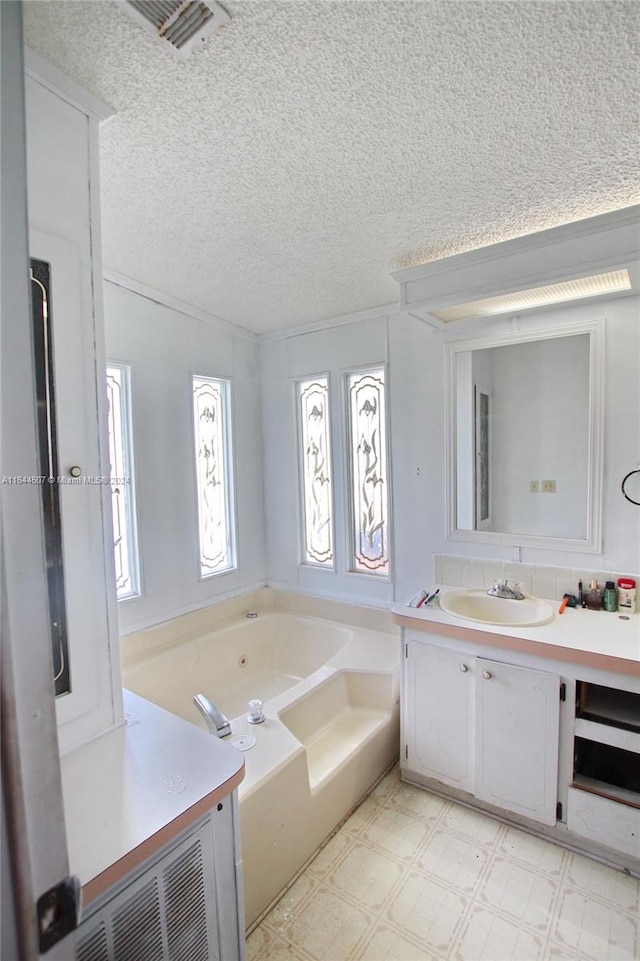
[483,670,493,680]
[459,663,468,673]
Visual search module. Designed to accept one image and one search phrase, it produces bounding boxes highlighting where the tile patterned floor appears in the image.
[247,766,639,961]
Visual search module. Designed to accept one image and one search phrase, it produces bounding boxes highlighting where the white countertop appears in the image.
[61,690,244,906]
[392,586,640,675]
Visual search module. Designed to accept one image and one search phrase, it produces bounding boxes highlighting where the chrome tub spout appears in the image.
[193,693,231,737]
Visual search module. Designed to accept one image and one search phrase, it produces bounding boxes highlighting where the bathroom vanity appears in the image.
[62,691,245,960]
[393,591,640,874]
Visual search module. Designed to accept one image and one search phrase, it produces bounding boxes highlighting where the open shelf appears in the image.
[574,717,640,754]
[573,736,640,804]
[571,774,640,811]
[576,681,640,733]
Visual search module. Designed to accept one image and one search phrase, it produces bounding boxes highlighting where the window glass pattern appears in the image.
[192,375,235,577]
[347,367,390,575]
[106,365,140,599]
[298,377,333,567]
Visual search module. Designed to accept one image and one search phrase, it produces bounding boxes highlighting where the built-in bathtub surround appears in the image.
[434,554,639,605]
[121,592,400,928]
[119,586,397,661]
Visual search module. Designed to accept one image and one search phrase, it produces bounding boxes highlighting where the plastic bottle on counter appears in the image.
[603,581,617,612]
[617,577,636,614]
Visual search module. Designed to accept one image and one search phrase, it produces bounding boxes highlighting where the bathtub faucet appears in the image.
[193,694,232,738]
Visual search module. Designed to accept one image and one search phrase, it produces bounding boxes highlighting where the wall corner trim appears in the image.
[24,46,115,122]
[259,302,401,343]
[103,269,258,342]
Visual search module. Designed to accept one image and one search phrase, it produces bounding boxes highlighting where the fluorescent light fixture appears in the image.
[431,269,632,323]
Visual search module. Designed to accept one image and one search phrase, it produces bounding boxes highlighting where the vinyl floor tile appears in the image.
[414,829,492,894]
[248,768,639,961]
[323,840,406,911]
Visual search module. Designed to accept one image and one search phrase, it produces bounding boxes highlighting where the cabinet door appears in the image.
[475,658,559,825]
[404,638,473,792]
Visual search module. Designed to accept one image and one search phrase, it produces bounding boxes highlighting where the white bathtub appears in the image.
[121,606,400,928]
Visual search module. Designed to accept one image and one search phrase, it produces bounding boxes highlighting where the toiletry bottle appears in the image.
[585,579,602,610]
[603,581,617,612]
[617,577,637,614]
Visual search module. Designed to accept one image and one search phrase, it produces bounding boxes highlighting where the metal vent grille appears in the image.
[112,879,163,960]
[164,840,208,961]
[77,923,109,961]
[121,0,230,56]
[128,1,183,29]
[73,821,218,961]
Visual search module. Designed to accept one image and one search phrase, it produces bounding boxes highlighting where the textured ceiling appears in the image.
[23,0,640,334]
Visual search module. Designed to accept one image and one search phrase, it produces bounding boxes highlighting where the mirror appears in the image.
[447,321,604,552]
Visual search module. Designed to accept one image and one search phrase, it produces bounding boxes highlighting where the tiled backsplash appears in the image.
[434,555,638,602]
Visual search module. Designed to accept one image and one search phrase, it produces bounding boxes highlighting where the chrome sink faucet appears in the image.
[487,579,525,600]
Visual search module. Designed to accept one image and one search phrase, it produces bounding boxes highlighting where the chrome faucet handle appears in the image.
[247,699,266,724]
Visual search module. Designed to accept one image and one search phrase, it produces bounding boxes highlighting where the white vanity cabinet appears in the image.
[405,638,474,791]
[474,656,560,825]
[402,631,560,826]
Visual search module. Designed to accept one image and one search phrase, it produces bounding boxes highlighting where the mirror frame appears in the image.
[445,318,605,553]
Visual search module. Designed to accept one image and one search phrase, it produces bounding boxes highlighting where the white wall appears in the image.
[391,296,639,600]
[25,64,122,752]
[104,281,267,632]
[107,287,638,622]
[260,312,394,606]
[387,313,444,600]
[259,295,638,608]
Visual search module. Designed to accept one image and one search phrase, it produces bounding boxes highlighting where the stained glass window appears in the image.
[298,377,334,567]
[347,367,390,575]
[192,375,236,577]
[106,365,140,599]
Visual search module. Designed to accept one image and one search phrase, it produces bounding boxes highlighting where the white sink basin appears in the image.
[438,589,554,627]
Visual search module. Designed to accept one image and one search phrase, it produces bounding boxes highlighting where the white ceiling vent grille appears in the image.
[121,0,231,57]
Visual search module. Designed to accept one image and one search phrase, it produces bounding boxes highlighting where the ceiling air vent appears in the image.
[121,0,231,57]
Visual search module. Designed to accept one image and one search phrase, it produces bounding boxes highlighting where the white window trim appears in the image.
[106,361,141,600]
[191,372,238,580]
[293,363,392,585]
[294,372,336,571]
[343,362,392,580]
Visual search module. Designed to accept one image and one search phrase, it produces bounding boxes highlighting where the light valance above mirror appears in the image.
[445,320,605,552]
[391,206,639,331]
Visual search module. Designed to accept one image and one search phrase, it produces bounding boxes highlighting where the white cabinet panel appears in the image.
[404,637,473,792]
[567,787,640,859]
[402,634,561,828]
[475,657,560,826]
